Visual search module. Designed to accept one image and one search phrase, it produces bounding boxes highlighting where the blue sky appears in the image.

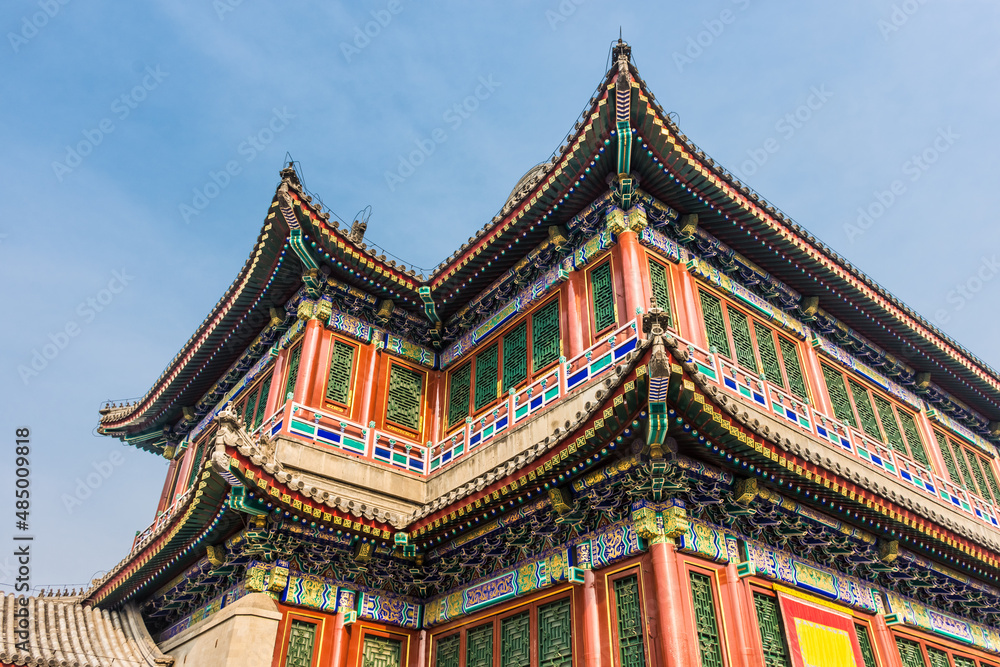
[2,1,999,593]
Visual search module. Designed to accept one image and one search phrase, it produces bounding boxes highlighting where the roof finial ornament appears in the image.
[612,32,631,67]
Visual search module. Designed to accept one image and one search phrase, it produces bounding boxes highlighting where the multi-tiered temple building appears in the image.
[7,41,1000,667]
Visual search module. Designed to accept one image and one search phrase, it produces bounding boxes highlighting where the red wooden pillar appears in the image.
[156,459,178,513]
[329,612,349,667]
[722,563,756,667]
[426,370,444,445]
[914,411,950,478]
[563,273,588,359]
[581,568,602,667]
[872,616,904,667]
[674,269,706,348]
[617,229,647,333]
[359,346,381,426]
[649,541,688,667]
[293,317,324,405]
[265,348,288,417]
[798,342,835,417]
[414,629,428,667]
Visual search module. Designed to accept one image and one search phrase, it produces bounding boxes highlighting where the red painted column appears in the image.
[265,349,288,418]
[675,268,705,348]
[722,563,755,667]
[359,346,381,426]
[414,629,428,667]
[307,328,332,407]
[872,616,904,667]
[798,343,835,417]
[649,541,688,667]
[329,612,349,667]
[617,229,647,334]
[914,411,950,478]
[564,273,588,359]
[293,317,323,405]
[581,568,602,667]
[156,459,178,514]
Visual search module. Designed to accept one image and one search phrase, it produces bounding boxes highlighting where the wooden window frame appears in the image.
[588,258,619,337]
[278,612,323,667]
[383,361,426,436]
[892,628,998,667]
[427,588,573,667]
[606,565,651,667]
[646,254,676,330]
[697,286,809,400]
[323,334,359,412]
[681,560,730,667]
[820,362,929,466]
[444,295,563,435]
[283,342,303,403]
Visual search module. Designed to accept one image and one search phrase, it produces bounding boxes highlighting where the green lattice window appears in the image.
[822,365,856,428]
[965,447,991,502]
[873,394,907,456]
[690,572,724,667]
[243,386,260,427]
[501,611,531,667]
[700,290,731,358]
[982,455,1000,505]
[284,620,316,667]
[538,597,572,667]
[779,338,809,401]
[614,575,646,667]
[899,411,930,469]
[591,262,617,332]
[474,344,499,411]
[896,637,927,667]
[937,432,965,488]
[532,299,561,369]
[728,309,759,373]
[466,623,493,667]
[854,624,878,667]
[361,635,402,667]
[927,647,950,667]
[503,322,529,392]
[753,593,791,667]
[952,439,977,493]
[386,365,423,431]
[755,326,783,388]
[186,439,206,489]
[325,340,355,405]
[284,344,302,401]
[434,634,460,667]
[954,655,977,667]
[849,380,883,440]
[447,364,472,427]
[253,375,272,429]
[648,258,672,324]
